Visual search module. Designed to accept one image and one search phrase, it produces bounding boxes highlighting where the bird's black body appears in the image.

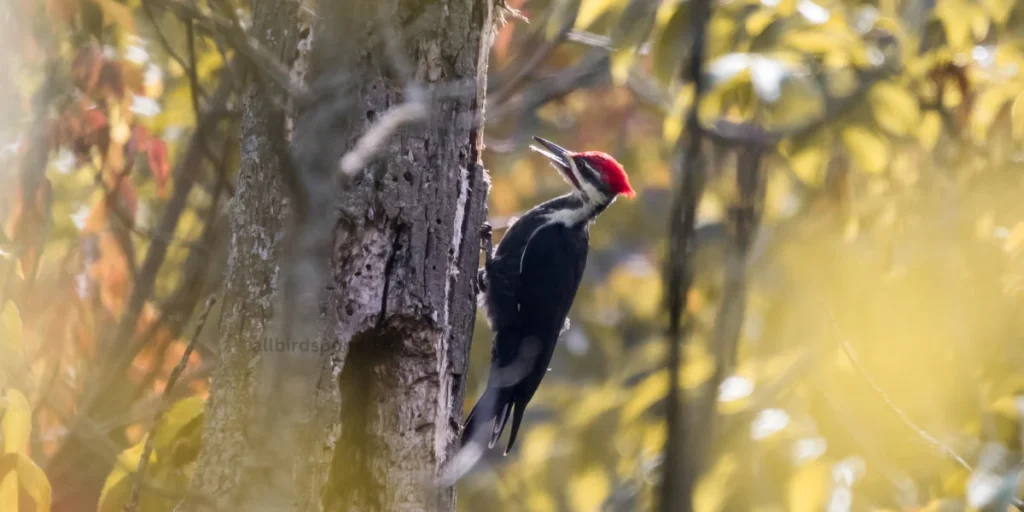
[462,196,594,453]
[460,137,633,455]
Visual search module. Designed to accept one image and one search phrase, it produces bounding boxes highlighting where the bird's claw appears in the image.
[480,222,494,265]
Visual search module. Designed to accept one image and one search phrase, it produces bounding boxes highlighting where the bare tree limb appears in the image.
[150,0,307,99]
[659,0,712,508]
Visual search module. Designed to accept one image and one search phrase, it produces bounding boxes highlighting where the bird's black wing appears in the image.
[500,222,588,451]
[516,222,588,341]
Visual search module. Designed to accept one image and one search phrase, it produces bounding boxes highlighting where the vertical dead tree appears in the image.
[178,0,493,511]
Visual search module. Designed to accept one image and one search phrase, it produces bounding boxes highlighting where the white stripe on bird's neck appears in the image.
[544,190,614,227]
[544,154,614,227]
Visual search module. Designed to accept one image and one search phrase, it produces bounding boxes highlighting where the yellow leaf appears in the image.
[98,440,153,512]
[783,30,842,55]
[152,397,205,465]
[642,422,665,457]
[982,0,1014,24]
[943,467,970,496]
[527,492,558,512]
[622,348,714,422]
[745,8,776,37]
[610,48,634,85]
[16,454,49,512]
[1011,92,1024,141]
[971,82,1017,142]
[521,424,557,467]
[663,85,694,143]
[970,6,990,39]
[0,453,13,512]
[683,342,715,389]
[917,111,943,151]
[95,0,137,34]
[0,453,51,512]
[869,82,920,136]
[841,125,888,174]
[1003,222,1024,254]
[787,131,829,186]
[976,210,996,239]
[1,302,21,342]
[936,0,973,49]
[575,0,617,29]
[623,371,667,422]
[565,386,622,428]
[2,389,31,454]
[694,454,738,512]
[0,303,22,390]
[776,0,797,16]
[787,460,830,512]
[569,467,609,512]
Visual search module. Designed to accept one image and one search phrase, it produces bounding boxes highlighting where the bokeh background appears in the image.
[3,0,1024,510]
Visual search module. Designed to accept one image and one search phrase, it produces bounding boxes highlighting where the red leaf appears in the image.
[147,138,169,193]
[127,124,151,165]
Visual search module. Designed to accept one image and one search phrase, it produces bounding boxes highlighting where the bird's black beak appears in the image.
[529,136,581,190]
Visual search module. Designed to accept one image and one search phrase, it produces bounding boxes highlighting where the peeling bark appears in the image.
[180,0,492,510]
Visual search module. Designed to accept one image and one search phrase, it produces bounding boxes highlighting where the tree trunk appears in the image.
[179,0,493,510]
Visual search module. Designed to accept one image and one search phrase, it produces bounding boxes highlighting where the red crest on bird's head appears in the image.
[530,137,637,200]
[574,151,635,198]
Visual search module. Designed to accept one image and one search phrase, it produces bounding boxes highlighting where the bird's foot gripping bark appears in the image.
[478,222,493,293]
[480,222,493,264]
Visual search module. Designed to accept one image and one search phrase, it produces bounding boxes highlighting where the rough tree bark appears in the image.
[179,0,493,510]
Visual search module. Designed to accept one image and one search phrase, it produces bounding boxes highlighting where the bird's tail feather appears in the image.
[461,378,513,448]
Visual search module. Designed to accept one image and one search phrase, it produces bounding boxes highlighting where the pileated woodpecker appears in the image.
[462,136,635,454]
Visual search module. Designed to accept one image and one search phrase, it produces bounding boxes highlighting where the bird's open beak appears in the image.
[529,136,582,190]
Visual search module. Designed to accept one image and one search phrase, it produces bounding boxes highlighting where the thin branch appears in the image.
[839,339,973,471]
[490,18,574,107]
[140,0,207,99]
[125,297,216,512]
[702,67,896,146]
[72,67,233,427]
[659,0,712,508]
[686,146,765,505]
[151,0,307,99]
